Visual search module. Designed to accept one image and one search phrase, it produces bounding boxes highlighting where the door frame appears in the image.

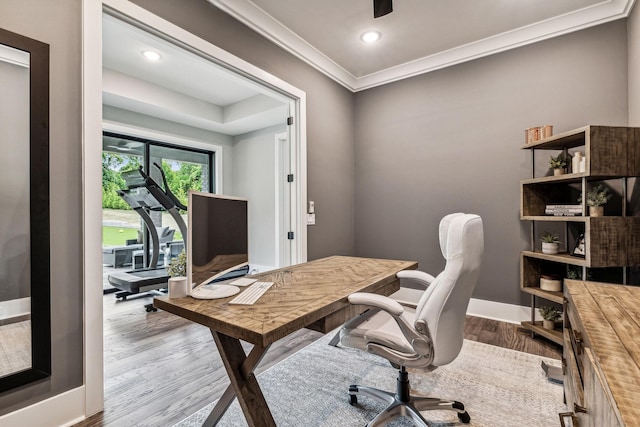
[82,0,307,417]
[274,131,292,267]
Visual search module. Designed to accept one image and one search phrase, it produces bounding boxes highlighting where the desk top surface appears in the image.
[154,256,417,346]
[566,280,640,426]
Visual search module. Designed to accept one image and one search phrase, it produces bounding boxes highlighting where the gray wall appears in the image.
[0,60,30,302]
[354,21,629,305]
[629,2,640,125]
[132,0,357,260]
[0,0,83,415]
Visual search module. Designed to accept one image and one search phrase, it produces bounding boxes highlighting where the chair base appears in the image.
[348,368,470,427]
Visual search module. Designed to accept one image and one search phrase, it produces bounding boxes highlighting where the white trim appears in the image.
[82,0,105,419]
[207,0,357,92]
[392,287,541,325]
[209,0,636,92]
[0,386,86,427]
[0,44,29,68]
[274,131,287,267]
[102,120,225,194]
[293,98,307,263]
[80,2,308,420]
[467,298,541,325]
[0,297,30,321]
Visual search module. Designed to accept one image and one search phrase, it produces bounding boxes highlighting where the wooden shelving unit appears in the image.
[520,125,640,345]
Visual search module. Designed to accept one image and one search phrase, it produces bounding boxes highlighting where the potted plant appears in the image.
[541,232,560,254]
[539,305,562,330]
[579,184,612,217]
[549,154,568,176]
[566,267,592,281]
[167,250,187,278]
[166,250,188,298]
[566,269,581,280]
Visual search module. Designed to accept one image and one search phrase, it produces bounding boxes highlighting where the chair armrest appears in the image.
[348,292,404,316]
[346,292,435,367]
[397,270,436,288]
[347,292,424,344]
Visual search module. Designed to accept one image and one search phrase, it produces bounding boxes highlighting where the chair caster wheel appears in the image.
[452,401,470,423]
[349,394,357,406]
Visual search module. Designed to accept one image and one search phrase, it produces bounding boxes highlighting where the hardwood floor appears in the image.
[73,291,561,427]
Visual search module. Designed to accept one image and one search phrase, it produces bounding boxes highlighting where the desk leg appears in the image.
[206,330,276,427]
[202,386,235,427]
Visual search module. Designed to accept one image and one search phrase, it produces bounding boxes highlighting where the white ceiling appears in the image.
[102,0,636,134]
[209,0,636,91]
[102,14,289,136]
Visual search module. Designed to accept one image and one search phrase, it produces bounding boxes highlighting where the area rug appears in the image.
[173,333,565,427]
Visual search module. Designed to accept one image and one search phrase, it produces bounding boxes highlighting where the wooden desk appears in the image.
[154,255,417,427]
[562,280,640,427]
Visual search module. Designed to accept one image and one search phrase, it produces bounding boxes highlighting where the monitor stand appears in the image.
[191,284,240,300]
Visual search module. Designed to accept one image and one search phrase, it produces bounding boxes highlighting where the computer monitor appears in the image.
[187,191,249,294]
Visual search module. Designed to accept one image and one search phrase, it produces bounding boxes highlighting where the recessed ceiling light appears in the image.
[361,31,381,43]
[141,50,162,61]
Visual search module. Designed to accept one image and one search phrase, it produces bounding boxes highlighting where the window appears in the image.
[101,132,213,251]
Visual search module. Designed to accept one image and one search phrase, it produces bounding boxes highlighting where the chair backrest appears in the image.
[438,213,464,258]
[415,214,484,366]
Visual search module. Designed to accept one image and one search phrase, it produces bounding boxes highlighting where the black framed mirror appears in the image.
[0,27,50,393]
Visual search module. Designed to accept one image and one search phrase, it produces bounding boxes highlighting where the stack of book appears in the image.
[545,204,583,216]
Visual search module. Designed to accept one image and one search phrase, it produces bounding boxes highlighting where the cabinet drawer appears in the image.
[582,348,622,427]
[564,303,585,390]
[563,328,584,410]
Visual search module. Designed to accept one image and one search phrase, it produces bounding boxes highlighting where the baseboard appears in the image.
[391,287,537,325]
[466,298,537,324]
[0,297,30,323]
[0,386,86,427]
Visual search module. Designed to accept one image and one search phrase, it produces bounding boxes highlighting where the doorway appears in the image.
[83,0,307,417]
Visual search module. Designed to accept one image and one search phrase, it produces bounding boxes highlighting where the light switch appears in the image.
[307,213,316,225]
[308,200,315,213]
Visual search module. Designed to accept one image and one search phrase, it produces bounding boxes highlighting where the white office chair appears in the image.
[340,214,484,426]
[394,212,464,301]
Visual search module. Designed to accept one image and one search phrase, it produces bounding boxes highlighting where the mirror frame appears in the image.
[0,27,51,393]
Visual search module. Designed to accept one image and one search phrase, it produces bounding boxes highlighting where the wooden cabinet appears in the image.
[561,281,640,427]
[520,125,640,345]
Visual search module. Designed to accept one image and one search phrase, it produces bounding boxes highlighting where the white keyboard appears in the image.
[228,281,274,305]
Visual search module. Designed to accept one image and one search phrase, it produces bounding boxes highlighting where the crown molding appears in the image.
[209,0,636,92]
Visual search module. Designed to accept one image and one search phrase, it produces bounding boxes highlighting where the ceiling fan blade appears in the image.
[373,0,393,18]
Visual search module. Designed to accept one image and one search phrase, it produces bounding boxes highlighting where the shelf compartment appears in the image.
[521,126,589,150]
[520,286,563,304]
[520,321,563,345]
[522,217,640,267]
[521,254,575,299]
[521,181,582,217]
[522,251,587,268]
[521,125,640,176]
